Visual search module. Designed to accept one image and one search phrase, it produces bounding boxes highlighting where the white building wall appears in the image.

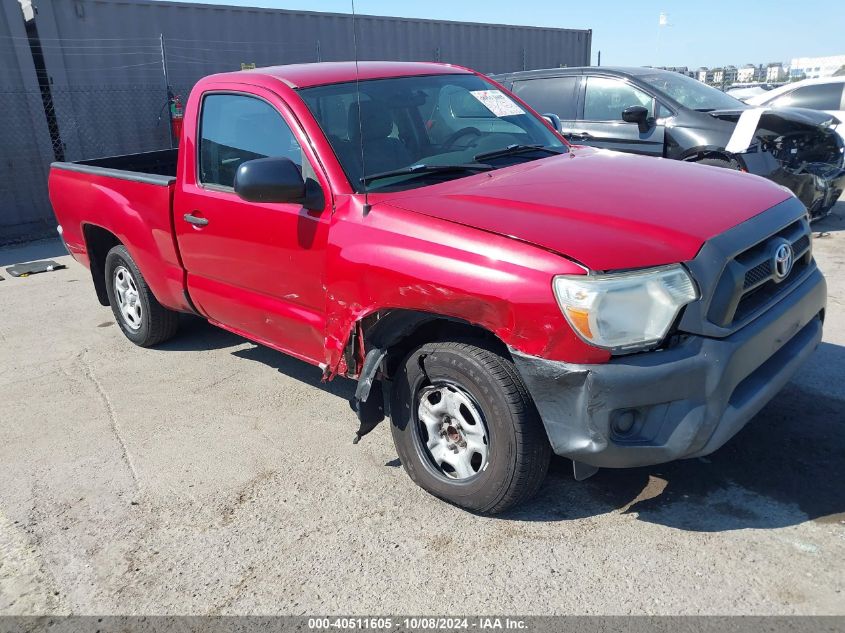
[789,55,845,79]
[737,66,755,82]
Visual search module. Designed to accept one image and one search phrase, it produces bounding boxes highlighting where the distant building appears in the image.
[789,54,845,80]
[766,63,787,82]
[737,64,756,83]
[696,67,712,83]
[655,66,694,77]
[711,67,736,85]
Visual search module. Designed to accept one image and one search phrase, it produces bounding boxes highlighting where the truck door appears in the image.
[174,87,332,364]
[569,75,665,156]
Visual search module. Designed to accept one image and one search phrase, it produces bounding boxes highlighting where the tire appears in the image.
[104,245,179,347]
[389,339,551,514]
[695,156,740,170]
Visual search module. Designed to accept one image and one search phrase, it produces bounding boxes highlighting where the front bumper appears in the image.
[744,156,845,219]
[511,267,827,469]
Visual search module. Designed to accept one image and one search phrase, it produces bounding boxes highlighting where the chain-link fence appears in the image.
[0,83,193,243]
[1,87,58,243]
[47,84,190,161]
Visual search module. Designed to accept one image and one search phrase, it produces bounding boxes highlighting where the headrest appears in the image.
[348,100,393,142]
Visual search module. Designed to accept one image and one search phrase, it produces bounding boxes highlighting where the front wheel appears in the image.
[104,245,179,347]
[389,339,551,514]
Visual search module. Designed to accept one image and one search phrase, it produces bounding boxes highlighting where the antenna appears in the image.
[351,0,371,215]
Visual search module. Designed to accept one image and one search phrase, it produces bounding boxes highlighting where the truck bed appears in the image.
[49,147,190,314]
[52,149,178,185]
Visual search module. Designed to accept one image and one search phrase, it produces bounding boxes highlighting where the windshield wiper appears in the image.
[474,144,564,162]
[360,162,492,185]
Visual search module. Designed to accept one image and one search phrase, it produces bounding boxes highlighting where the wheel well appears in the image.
[357,310,507,380]
[684,149,735,164]
[346,309,510,442]
[83,224,121,306]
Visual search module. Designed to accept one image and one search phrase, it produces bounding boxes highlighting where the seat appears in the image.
[347,101,412,180]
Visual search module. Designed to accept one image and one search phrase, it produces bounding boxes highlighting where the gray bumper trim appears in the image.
[511,268,826,469]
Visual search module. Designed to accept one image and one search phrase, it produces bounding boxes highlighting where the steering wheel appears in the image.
[441,127,482,151]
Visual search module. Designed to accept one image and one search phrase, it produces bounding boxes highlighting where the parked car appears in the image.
[50,62,827,514]
[746,76,845,143]
[493,67,845,219]
[725,85,770,102]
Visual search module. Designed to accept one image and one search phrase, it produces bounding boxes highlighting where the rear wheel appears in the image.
[389,339,551,514]
[104,245,179,347]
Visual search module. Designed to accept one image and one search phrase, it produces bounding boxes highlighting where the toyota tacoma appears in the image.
[49,62,827,513]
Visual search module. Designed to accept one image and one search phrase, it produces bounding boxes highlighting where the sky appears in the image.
[157,0,845,69]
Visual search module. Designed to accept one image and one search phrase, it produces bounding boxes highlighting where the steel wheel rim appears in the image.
[415,381,490,481]
[113,266,143,331]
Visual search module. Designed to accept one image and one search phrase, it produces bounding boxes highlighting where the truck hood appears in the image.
[380,147,791,271]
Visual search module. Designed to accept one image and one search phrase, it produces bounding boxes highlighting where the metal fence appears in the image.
[0,88,56,243]
[48,85,184,161]
[0,83,191,243]
[0,0,591,244]
[0,0,55,243]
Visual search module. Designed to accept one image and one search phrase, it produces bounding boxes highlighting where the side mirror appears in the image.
[234,156,305,204]
[542,112,562,132]
[622,105,654,133]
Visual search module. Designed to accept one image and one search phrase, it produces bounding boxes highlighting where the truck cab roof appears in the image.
[207,61,471,89]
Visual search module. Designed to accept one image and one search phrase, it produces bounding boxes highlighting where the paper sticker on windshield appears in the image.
[470,90,525,117]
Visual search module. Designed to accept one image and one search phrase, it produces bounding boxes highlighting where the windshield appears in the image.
[638,71,745,111]
[298,73,564,192]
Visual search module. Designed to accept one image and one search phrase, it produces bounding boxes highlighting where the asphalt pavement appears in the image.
[1,200,843,615]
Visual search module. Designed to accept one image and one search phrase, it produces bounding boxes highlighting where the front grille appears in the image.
[734,257,810,322]
[744,261,772,288]
[793,234,811,255]
[707,217,813,328]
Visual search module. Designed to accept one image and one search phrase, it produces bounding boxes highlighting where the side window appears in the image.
[774,83,843,110]
[656,102,673,118]
[199,93,302,189]
[511,77,579,119]
[583,76,654,122]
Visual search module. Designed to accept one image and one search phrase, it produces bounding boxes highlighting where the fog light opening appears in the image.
[612,409,637,436]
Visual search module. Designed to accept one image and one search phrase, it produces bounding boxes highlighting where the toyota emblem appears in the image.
[773,242,794,280]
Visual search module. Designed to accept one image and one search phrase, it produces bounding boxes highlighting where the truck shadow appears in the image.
[155,317,355,399]
[154,315,249,352]
[0,237,68,268]
[157,317,844,532]
[509,342,845,532]
[812,199,844,234]
[232,343,356,400]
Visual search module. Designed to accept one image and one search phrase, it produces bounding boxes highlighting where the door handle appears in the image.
[183,212,209,227]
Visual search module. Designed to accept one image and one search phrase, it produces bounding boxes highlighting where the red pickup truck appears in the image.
[49,62,827,514]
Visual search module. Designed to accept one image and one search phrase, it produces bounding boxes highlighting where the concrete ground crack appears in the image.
[79,349,140,493]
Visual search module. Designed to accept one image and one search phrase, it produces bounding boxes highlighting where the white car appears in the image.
[747,76,845,143]
[726,86,770,102]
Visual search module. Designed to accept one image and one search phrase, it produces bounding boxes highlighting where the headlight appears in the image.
[553,265,698,353]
